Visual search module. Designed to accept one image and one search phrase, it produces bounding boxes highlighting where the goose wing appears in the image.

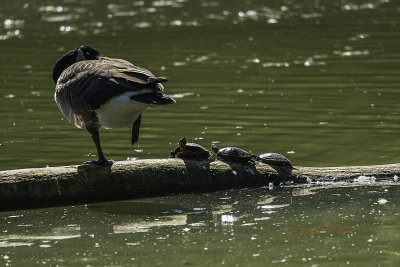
[56,58,169,111]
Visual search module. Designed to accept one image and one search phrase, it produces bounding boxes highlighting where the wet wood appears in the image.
[1,159,399,211]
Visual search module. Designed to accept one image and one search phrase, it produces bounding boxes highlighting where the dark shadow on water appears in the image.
[180,157,274,188]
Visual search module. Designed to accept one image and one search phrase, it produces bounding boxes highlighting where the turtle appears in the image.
[256,153,295,170]
[211,143,255,163]
[170,137,211,159]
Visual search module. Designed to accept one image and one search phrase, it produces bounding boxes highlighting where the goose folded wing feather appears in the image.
[57,62,164,111]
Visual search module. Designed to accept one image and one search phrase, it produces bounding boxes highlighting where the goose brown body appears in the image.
[55,57,169,129]
[53,46,175,165]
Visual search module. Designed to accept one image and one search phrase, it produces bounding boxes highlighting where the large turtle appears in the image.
[256,153,295,170]
[170,137,211,159]
[211,143,254,162]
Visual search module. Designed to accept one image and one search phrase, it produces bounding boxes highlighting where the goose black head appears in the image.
[52,46,100,84]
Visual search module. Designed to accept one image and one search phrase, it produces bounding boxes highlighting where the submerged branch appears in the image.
[1,159,399,211]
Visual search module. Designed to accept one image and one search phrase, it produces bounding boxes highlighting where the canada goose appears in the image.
[53,46,176,165]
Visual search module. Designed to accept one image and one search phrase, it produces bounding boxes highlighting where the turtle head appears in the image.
[211,143,219,153]
[178,137,187,151]
[53,45,100,84]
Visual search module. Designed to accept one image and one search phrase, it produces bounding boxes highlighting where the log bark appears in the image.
[1,159,399,211]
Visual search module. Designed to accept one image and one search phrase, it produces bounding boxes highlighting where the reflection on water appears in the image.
[1,184,399,265]
[113,215,187,234]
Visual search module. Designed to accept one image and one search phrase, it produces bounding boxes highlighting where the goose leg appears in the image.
[84,127,113,166]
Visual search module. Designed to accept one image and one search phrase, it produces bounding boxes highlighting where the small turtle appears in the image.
[211,143,254,162]
[256,153,295,169]
[170,137,211,159]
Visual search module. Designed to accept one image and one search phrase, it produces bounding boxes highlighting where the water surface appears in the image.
[0,0,399,169]
[1,183,399,266]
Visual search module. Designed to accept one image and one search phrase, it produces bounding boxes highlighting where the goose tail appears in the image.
[130,92,176,105]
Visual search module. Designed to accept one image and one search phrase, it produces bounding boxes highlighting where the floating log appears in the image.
[1,159,399,211]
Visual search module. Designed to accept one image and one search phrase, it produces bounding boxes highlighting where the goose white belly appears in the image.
[95,91,150,129]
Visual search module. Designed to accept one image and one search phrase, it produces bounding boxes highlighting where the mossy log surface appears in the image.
[1,159,399,211]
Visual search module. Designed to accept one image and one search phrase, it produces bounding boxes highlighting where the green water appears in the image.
[0,0,399,169]
[1,0,400,265]
[1,184,400,266]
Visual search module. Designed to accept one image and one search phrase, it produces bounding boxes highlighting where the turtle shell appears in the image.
[257,153,293,168]
[186,142,212,159]
[217,147,252,162]
[171,142,211,159]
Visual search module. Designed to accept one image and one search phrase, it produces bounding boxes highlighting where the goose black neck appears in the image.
[52,50,77,84]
